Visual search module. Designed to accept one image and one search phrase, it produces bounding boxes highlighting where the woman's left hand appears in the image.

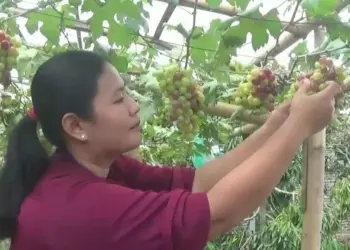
[263,102,291,132]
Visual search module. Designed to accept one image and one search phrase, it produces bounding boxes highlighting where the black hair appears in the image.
[0,50,107,240]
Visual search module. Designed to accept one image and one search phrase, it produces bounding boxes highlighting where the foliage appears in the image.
[0,0,350,249]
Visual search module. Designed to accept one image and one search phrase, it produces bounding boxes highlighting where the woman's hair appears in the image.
[0,50,107,239]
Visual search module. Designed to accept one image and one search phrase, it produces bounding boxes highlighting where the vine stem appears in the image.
[184,0,199,69]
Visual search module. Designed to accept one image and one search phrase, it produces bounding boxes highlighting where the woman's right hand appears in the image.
[290,79,342,137]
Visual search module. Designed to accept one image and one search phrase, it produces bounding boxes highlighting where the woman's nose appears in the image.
[129,98,140,116]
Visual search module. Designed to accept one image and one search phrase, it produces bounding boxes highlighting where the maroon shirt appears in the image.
[10,151,210,250]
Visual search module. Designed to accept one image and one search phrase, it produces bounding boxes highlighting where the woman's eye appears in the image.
[114,98,124,103]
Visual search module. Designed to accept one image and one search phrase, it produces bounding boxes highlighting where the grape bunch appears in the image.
[284,57,349,103]
[232,67,277,112]
[0,31,21,89]
[153,64,205,138]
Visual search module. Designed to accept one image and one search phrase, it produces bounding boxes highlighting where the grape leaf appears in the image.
[222,26,247,48]
[164,24,189,38]
[250,28,269,51]
[227,0,249,10]
[104,0,142,20]
[107,22,135,47]
[26,9,61,45]
[290,40,308,56]
[324,15,350,43]
[25,7,77,45]
[324,38,347,51]
[239,10,269,50]
[110,54,129,72]
[216,41,235,65]
[203,80,220,105]
[207,0,222,9]
[264,8,282,39]
[4,19,18,36]
[190,34,219,66]
[82,1,105,38]
[236,23,262,51]
[25,18,39,34]
[302,0,339,17]
[81,0,101,12]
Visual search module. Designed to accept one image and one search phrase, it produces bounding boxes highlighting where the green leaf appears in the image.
[207,0,222,9]
[203,80,220,105]
[25,18,38,34]
[219,8,270,51]
[190,34,219,65]
[89,15,105,38]
[27,9,60,44]
[25,7,77,45]
[147,47,157,57]
[164,24,189,38]
[227,0,249,10]
[250,28,269,51]
[82,0,143,42]
[222,26,247,48]
[216,41,235,65]
[239,10,269,50]
[290,40,308,56]
[324,38,347,51]
[110,55,129,72]
[107,22,135,47]
[324,15,350,43]
[302,0,339,17]
[264,8,283,39]
[81,0,100,12]
[104,0,142,20]
[5,19,18,36]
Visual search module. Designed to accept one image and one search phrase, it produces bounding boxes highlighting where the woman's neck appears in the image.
[67,147,115,178]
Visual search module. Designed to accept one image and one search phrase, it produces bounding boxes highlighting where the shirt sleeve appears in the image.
[108,155,196,192]
[75,182,211,250]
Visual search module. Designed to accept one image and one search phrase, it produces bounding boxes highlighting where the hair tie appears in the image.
[28,107,37,121]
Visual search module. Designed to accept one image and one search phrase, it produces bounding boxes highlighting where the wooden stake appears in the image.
[300,27,326,250]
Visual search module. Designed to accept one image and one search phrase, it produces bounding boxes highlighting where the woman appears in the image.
[0,51,340,250]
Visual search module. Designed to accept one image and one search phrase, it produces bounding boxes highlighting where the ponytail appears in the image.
[0,114,50,239]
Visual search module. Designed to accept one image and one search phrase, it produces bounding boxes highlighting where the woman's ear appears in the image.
[61,113,88,142]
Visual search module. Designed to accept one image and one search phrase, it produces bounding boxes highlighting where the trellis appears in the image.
[4,1,350,249]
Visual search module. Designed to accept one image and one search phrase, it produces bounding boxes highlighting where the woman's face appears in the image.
[79,63,141,155]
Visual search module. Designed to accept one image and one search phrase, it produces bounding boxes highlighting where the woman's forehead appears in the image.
[98,64,125,94]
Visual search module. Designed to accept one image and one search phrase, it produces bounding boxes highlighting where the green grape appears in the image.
[153,65,206,136]
[232,67,277,112]
[284,57,350,122]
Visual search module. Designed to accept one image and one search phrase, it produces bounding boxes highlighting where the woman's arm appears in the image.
[192,124,273,193]
[206,115,306,238]
[192,102,290,193]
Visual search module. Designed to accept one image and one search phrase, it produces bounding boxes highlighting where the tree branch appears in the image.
[251,0,350,65]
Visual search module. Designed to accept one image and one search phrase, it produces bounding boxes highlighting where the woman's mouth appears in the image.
[130,120,141,130]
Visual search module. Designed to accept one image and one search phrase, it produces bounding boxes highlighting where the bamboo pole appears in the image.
[300,27,326,250]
